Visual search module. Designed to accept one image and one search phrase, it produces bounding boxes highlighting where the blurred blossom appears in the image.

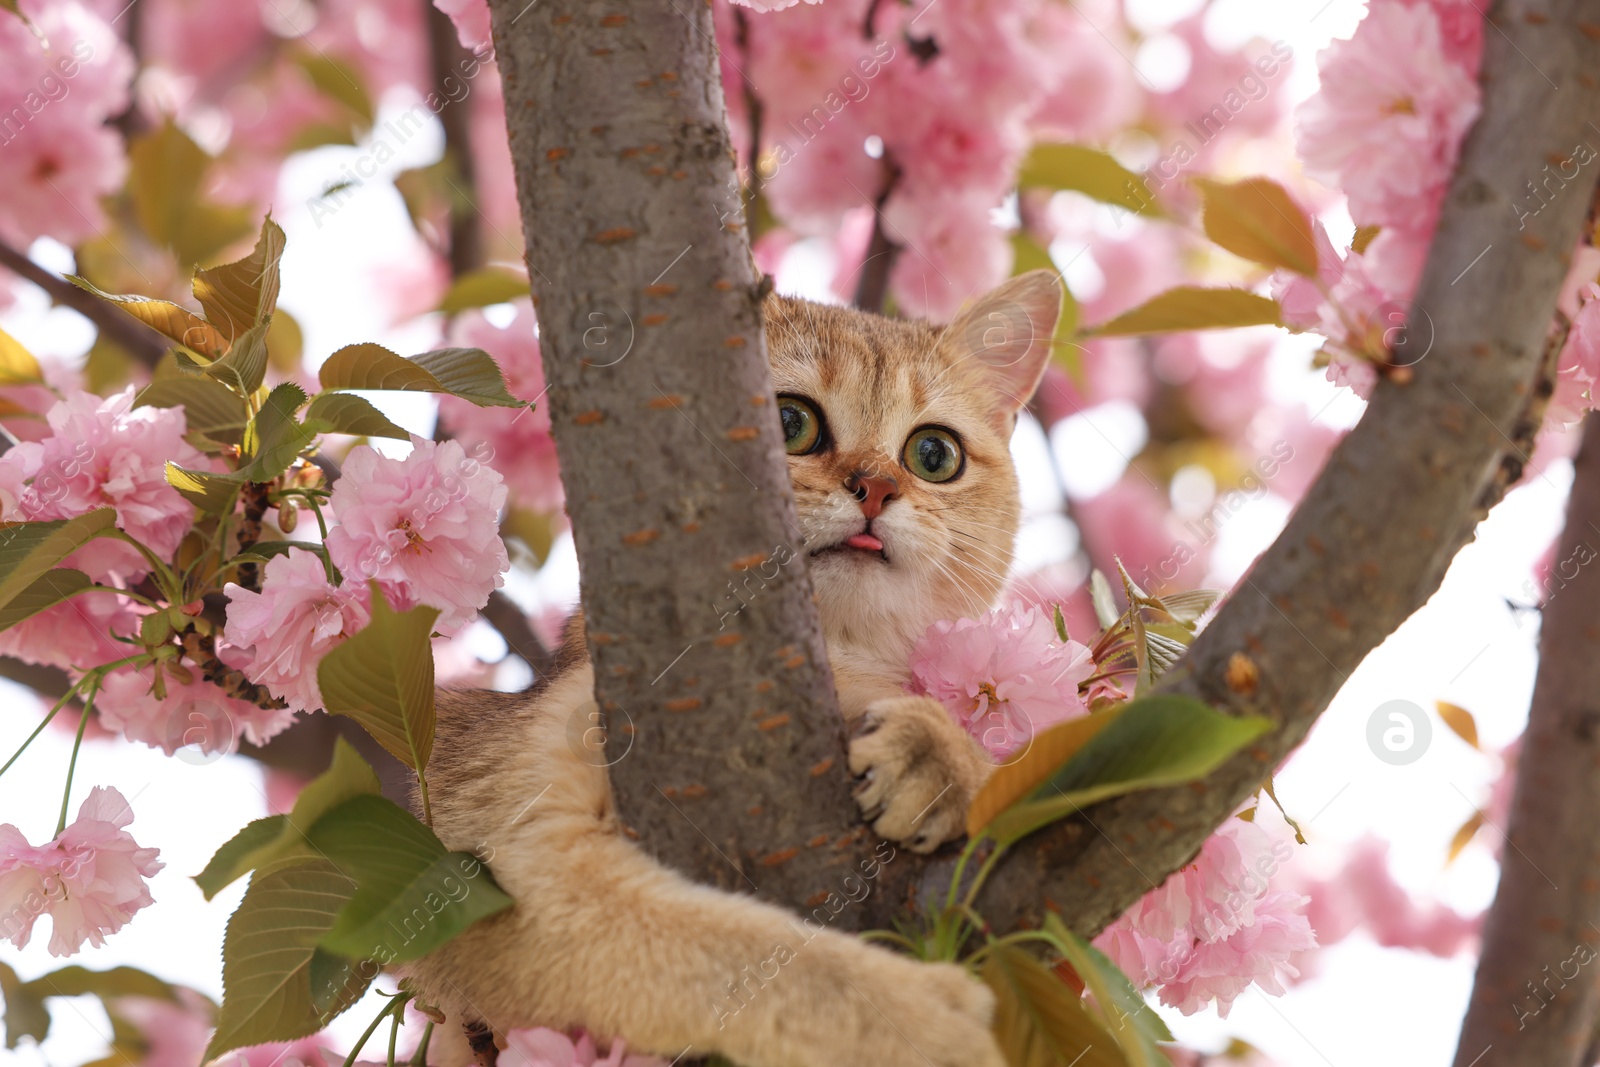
[98,668,297,753]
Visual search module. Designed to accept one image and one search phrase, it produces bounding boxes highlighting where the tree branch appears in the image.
[963,0,1600,937]
[0,240,168,369]
[1451,417,1600,1066]
[488,0,859,905]
[426,0,484,277]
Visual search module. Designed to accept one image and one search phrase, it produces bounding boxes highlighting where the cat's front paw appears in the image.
[847,696,992,853]
[820,946,1006,1067]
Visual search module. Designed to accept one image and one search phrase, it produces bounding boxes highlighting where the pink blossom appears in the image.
[433,0,492,54]
[0,387,208,582]
[0,591,141,672]
[729,0,823,11]
[97,668,298,754]
[1269,221,1343,331]
[910,605,1093,759]
[1550,282,1600,426]
[502,1027,667,1067]
[111,988,215,1067]
[883,192,1011,322]
[1291,836,1476,959]
[1095,817,1316,1017]
[0,786,162,956]
[325,437,509,633]
[1297,2,1479,231]
[437,302,564,513]
[220,548,373,713]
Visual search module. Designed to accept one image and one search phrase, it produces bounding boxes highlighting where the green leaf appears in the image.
[195,738,383,899]
[304,392,410,441]
[1089,570,1119,630]
[1041,915,1173,1067]
[307,947,369,1018]
[319,343,442,392]
[317,589,439,770]
[437,268,531,314]
[296,55,375,127]
[1148,589,1219,626]
[1017,144,1162,219]
[0,510,116,613]
[203,320,272,396]
[987,695,1273,845]
[411,348,525,408]
[193,815,290,901]
[18,966,179,1004]
[310,794,513,962]
[1193,178,1319,277]
[239,382,314,481]
[128,122,255,267]
[0,569,91,633]
[0,326,42,386]
[66,275,226,359]
[204,860,360,1060]
[135,377,251,444]
[0,960,50,1049]
[165,463,244,513]
[1084,287,1281,338]
[1011,234,1055,276]
[982,944,1127,1067]
[192,218,287,341]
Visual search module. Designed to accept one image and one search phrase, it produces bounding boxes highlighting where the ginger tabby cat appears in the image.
[407,271,1063,1067]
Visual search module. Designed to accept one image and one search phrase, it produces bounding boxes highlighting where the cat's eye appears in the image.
[778,396,823,455]
[903,427,963,483]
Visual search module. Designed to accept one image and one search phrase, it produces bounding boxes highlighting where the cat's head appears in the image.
[765,270,1061,656]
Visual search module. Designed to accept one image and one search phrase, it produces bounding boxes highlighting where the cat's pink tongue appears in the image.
[844,533,884,552]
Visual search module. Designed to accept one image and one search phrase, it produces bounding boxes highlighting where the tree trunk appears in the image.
[1452,416,1600,1067]
[487,0,863,907]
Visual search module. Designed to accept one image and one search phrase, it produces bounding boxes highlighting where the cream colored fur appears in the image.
[406,272,1063,1067]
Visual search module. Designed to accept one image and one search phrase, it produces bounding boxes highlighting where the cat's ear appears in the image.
[942,270,1061,426]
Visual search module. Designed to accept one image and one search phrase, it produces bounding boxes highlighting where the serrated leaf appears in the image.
[196,739,383,900]
[204,860,359,1060]
[165,463,244,512]
[0,326,42,385]
[1149,589,1219,626]
[318,596,439,770]
[1,960,50,1049]
[1040,915,1173,1064]
[1436,701,1479,750]
[65,276,226,359]
[0,510,116,613]
[203,321,272,396]
[411,347,524,408]
[987,695,1273,845]
[310,794,513,962]
[437,268,531,314]
[0,569,91,633]
[304,393,410,441]
[968,710,1123,837]
[238,382,313,481]
[192,218,286,341]
[1193,178,1318,277]
[1017,143,1162,220]
[135,377,251,445]
[193,815,290,901]
[982,944,1127,1067]
[1083,288,1281,338]
[307,947,368,1017]
[319,343,441,393]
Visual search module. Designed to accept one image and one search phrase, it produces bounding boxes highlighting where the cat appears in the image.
[407,270,1063,1067]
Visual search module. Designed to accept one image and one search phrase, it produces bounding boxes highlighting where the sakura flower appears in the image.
[502,1027,668,1067]
[437,302,565,514]
[1095,816,1316,1018]
[0,591,141,672]
[1549,282,1600,426]
[325,437,509,633]
[1297,2,1479,231]
[220,548,373,713]
[910,605,1093,759]
[0,786,162,956]
[729,0,823,11]
[110,988,215,1067]
[0,387,208,583]
[97,668,297,754]
[1291,836,1476,960]
[433,0,492,51]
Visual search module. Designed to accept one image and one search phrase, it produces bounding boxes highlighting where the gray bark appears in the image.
[487,0,860,906]
[1452,418,1600,1067]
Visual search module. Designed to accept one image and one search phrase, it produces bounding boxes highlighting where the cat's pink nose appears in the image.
[845,471,898,519]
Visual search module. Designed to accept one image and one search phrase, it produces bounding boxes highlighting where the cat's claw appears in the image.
[847,695,993,854]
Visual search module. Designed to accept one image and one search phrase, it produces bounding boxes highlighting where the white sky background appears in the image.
[0,0,1572,1064]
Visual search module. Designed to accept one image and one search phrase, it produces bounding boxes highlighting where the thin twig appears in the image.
[0,240,168,368]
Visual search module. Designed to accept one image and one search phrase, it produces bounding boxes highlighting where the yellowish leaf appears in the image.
[0,325,42,385]
[1193,177,1318,277]
[1436,701,1479,749]
[1448,810,1485,863]
[967,712,1121,837]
